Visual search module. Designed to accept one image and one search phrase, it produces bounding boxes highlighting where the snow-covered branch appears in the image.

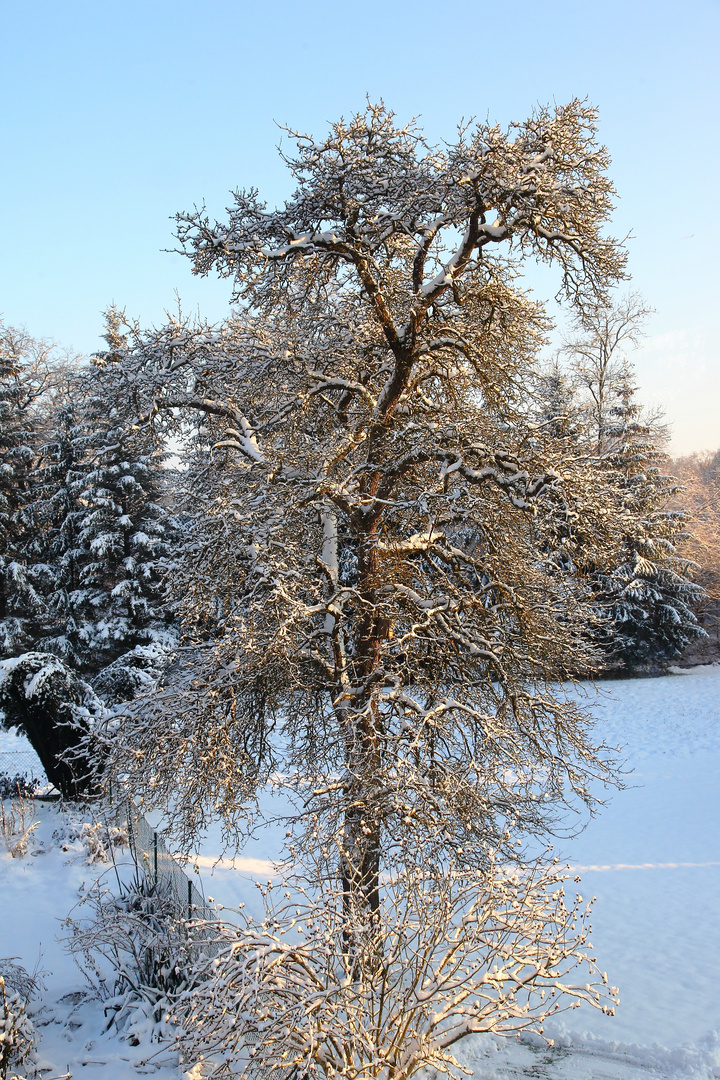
[175,856,617,1080]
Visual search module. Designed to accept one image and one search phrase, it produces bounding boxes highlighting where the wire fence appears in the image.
[112,792,222,957]
[1,746,271,1070]
[0,748,47,797]
[0,745,224,958]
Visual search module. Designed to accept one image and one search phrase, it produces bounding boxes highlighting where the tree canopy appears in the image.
[93,99,628,953]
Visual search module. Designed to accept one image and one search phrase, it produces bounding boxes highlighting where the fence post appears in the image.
[153,832,158,884]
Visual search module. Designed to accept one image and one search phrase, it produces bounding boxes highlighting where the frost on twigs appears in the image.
[0,971,38,1080]
[0,793,39,859]
[98,98,628,851]
[91,100,629,1070]
[175,853,618,1080]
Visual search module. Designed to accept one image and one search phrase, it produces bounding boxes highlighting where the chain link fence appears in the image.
[1,745,271,1071]
[0,745,216,934]
[0,748,47,798]
[0,741,226,965]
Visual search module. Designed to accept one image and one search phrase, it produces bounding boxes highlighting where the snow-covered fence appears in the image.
[112,793,220,956]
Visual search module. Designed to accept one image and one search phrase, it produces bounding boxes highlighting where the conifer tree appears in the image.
[593,376,704,668]
[30,397,93,664]
[561,297,704,669]
[65,320,180,697]
[0,324,65,654]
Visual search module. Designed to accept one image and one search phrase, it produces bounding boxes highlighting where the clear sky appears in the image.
[1,0,718,454]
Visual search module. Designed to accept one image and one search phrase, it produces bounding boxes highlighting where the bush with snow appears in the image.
[67,868,206,1042]
[0,964,39,1080]
[0,793,39,859]
[173,854,618,1080]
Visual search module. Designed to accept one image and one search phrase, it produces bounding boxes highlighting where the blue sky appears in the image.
[1,0,718,453]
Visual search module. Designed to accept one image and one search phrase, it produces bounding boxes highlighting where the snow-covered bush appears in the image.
[0,652,105,798]
[0,963,38,1013]
[51,817,128,863]
[174,855,618,1080]
[67,869,204,1039]
[0,967,38,1080]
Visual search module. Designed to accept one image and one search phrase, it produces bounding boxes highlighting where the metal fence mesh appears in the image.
[0,750,274,1072]
[113,794,222,957]
[0,748,221,953]
[0,749,47,796]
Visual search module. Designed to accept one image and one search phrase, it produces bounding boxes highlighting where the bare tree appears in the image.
[561,292,653,454]
[95,101,627,1073]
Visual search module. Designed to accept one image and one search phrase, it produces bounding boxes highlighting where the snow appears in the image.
[0,798,179,1078]
[456,665,720,1079]
[542,667,720,1056]
[1,665,719,1078]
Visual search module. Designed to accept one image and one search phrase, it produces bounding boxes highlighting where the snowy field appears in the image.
[1,666,719,1079]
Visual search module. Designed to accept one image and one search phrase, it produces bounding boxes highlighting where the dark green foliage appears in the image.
[592,381,704,669]
[0,652,103,797]
[0,325,53,655]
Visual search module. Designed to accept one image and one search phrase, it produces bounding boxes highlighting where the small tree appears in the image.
[176,855,617,1080]
[0,651,103,797]
[98,101,627,1074]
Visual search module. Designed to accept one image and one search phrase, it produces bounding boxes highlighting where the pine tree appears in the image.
[74,426,175,662]
[65,333,180,697]
[593,376,704,668]
[30,397,93,664]
[1,315,179,695]
[0,324,63,655]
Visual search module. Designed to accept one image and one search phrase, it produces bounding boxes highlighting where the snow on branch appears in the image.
[175,856,617,1080]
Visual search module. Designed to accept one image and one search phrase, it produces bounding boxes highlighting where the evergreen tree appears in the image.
[538,300,704,671]
[72,418,176,664]
[0,324,63,654]
[30,396,94,664]
[64,323,180,698]
[593,376,704,668]
[1,316,179,699]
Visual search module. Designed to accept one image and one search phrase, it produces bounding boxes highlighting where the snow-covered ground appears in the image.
[0,795,178,1078]
[1,666,719,1079]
